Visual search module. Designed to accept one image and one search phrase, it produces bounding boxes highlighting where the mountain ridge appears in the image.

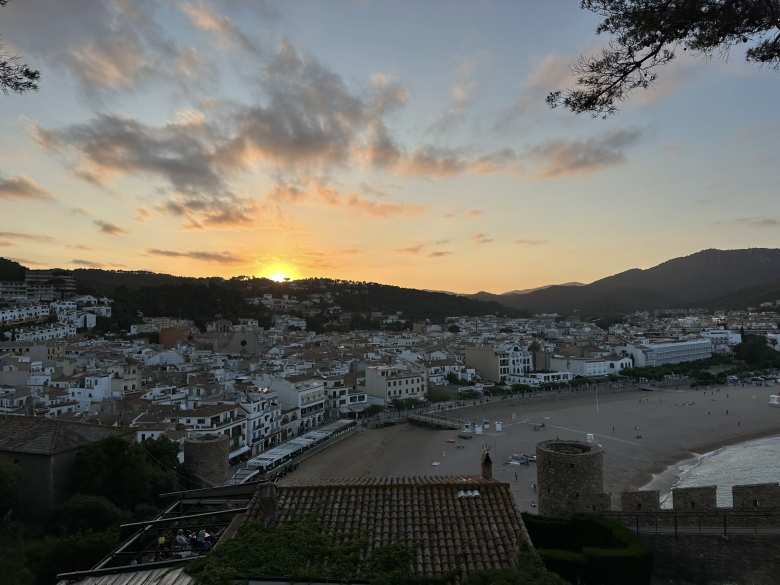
[477,248,780,314]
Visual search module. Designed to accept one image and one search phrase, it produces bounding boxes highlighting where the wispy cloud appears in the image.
[180,2,258,53]
[728,217,780,228]
[428,250,452,258]
[0,231,54,243]
[472,233,494,244]
[0,176,54,201]
[515,238,548,246]
[427,57,478,134]
[147,248,245,263]
[270,180,424,218]
[94,220,127,236]
[528,129,642,178]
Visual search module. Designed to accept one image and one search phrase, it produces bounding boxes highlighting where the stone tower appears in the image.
[536,439,609,517]
[183,433,229,487]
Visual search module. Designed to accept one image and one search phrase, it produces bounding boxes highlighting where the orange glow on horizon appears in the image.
[257,262,298,282]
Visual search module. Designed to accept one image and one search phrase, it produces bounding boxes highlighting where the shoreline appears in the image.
[284,385,780,511]
[633,427,780,492]
[640,430,780,503]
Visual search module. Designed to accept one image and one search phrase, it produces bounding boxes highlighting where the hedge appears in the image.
[522,514,652,585]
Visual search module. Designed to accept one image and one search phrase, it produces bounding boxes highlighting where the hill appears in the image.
[0,260,522,328]
[0,257,26,281]
[479,248,780,315]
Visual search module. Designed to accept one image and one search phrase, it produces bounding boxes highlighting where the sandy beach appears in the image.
[282,385,780,511]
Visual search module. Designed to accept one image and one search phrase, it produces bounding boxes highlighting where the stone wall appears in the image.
[638,533,780,585]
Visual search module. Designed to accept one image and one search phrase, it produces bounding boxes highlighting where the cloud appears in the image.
[528,128,642,178]
[70,259,104,268]
[428,57,478,134]
[397,244,425,255]
[180,2,258,53]
[94,220,127,236]
[512,53,576,118]
[135,208,152,222]
[515,239,548,246]
[0,176,54,201]
[67,244,93,250]
[0,0,213,96]
[729,217,780,228]
[472,233,494,244]
[270,180,424,218]
[147,248,245,263]
[0,231,54,243]
[397,240,453,257]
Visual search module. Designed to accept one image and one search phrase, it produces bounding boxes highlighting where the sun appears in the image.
[258,262,298,282]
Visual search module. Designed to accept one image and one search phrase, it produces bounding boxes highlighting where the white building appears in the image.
[626,339,713,368]
[268,375,327,433]
[519,371,574,387]
[239,389,282,453]
[365,365,426,404]
[10,323,76,342]
[465,344,532,384]
[0,304,50,325]
[548,355,633,377]
[701,329,742,353]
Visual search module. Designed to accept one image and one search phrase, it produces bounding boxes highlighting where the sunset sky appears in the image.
[1,1,779,293]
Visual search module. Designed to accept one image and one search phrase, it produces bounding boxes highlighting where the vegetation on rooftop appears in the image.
[187,517,568,585]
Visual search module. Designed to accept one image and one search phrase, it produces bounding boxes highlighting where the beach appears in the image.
[282,385,780,511]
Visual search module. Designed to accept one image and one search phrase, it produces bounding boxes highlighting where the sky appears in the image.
[1,0,779,293]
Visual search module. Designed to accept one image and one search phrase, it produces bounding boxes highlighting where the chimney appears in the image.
[481,449,493,480]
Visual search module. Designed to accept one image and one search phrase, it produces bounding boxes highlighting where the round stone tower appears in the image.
[536,439,604,517]
[183,433,229,487]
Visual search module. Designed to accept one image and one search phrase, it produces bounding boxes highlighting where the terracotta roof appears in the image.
[245,476,530,579]
[0,415,126,455]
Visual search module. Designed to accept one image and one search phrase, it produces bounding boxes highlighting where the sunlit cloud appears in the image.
[527,128,642,178]
[0,176,54,201]
[0,231,54,243]
[147,248,246,264]
[472,233,494,244]
[270,180,425,218]
[94,220,127,236]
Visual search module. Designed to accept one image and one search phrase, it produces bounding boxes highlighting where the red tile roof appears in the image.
[245,476,530,579]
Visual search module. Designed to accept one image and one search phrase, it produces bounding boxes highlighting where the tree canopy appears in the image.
[70,436,182,512]
[0,1,40,94]
[548,0,780,116]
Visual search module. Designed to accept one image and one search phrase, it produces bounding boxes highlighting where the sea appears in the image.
[643,435,780,508]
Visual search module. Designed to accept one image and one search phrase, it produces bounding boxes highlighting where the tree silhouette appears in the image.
[548,0,780,116]
[0,0,40,94]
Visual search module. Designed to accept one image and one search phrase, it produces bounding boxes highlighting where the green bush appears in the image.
[537,548,587,583]
[523,514,652,585]
[57,494,126,533]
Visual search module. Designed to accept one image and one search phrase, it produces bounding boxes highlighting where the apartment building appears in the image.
[519,371,574,387]
[548,355,633,377]
[269,375,327,433]
[175,403,248,458]
[365,365,426,404]
[0,304,50,325]
[626,338,713,367]
[465,344,532,384]
[11,323,76,342]
[239,389,282,453]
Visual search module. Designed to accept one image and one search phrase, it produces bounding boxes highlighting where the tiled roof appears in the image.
[246,476,530,579]
[0,415,126,455]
